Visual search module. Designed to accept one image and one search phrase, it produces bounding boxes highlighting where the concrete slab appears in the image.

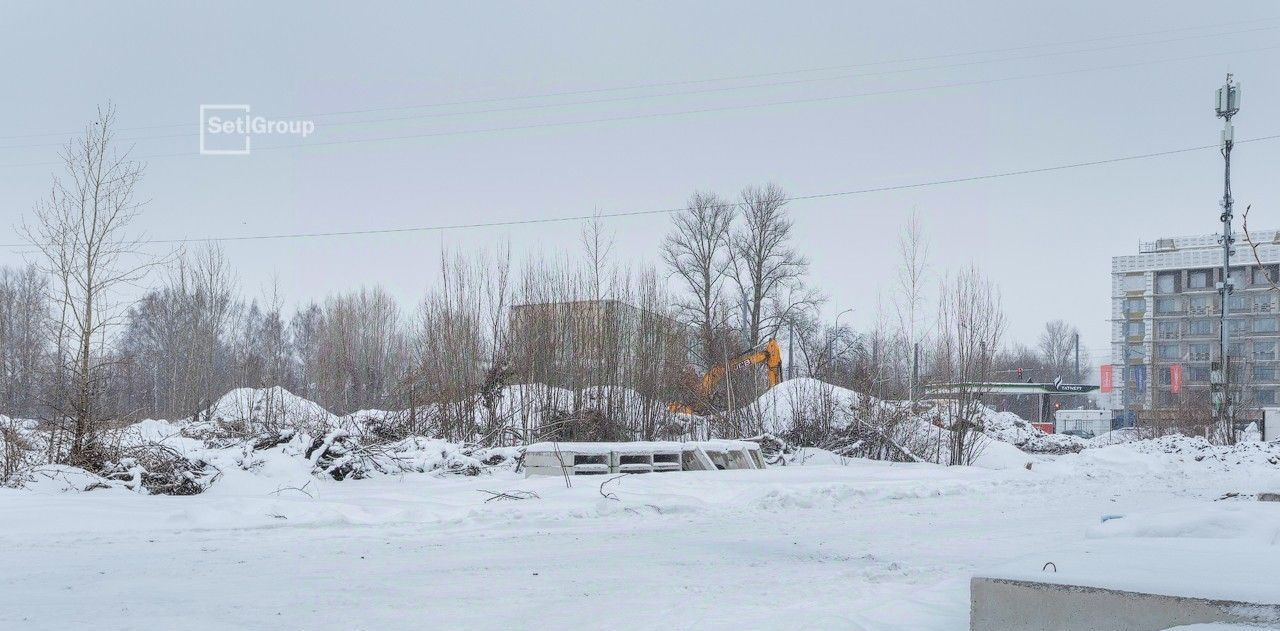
[971,576,1280,631]
[971,539,1280,630]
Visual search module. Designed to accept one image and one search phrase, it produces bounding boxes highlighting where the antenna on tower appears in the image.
[1213,73,1241,443]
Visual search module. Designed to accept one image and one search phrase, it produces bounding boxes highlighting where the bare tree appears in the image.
[792,310,862,384]
[410,248,513,441]
[1037,319,1089,382]
[581,213,615,302]
[730,183,819,349]
[320,286,405,413]
[0,265,49,418]
[934,266,1006,465]
[22,105,152,466]
[114,244,238,420]
[1035,319,1092,416]
[662,191,734,368]
[894,210,930,400]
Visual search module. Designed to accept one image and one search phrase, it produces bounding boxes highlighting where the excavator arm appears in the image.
[670,339,782,415]
[701,338,782,393]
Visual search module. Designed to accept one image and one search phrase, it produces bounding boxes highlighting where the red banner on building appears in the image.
[1100,364,1114,393]
[1170,363,1183,394]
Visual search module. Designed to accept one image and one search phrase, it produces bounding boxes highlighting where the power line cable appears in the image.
[1,17,1275,144]
[3,42,1275,169]
[3,133,1275,249]
[8,22,1272,151]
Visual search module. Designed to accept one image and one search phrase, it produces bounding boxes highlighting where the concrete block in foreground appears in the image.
[971,539,1280,631]
[971,575,1280,631]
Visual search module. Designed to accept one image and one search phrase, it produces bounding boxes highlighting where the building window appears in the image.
[1188,343,1211,361]
[1255,341,1276,361]
[1255,317,1278,333]
[1231,341,1245,357]
[1188,366,1210,382]
[1253,266,1277,286]
[1124,297,1146,314]
[1254,365,1276,381]
[1188,295,1214,313]
[1254,295,1274,313]
[1188,270,1211,289]
[1229,268,1248,289]
[1227,318,1249,335]
[1126,321,1145,337]
[1153,273,1174,293]
[1255,389,1277,406]
[1229,294,1249,311]
[1156,343,1180,360]
[1126,345,1147,360]
[1155,297,1181,314]
[1156,321,1179,338]
[1188,319,1214,336]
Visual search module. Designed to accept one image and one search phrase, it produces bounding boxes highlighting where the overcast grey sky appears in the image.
[2,1,1278,372]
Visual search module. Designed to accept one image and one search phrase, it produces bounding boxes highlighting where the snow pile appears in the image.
[969,439,1035,470]
[304,430,521,480]
[976,410,1080,454]
[6,465,123,493]
[4,405,524,496]
[748,377,863,435]
[1037,436,1280,480]
[198,386,336,437]
[1017,431,1085,454]
[979,411,1038,444]
[1119,434,1280,471]
[1087,501,1280,545]
[1087,427,1143,446]
[748,378,1072,460]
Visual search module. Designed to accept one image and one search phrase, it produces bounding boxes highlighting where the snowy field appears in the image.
[3,443,1278,630]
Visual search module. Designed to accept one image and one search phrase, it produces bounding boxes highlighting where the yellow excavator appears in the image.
[669,338,783,415]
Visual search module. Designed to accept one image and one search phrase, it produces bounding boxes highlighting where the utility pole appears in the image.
[1214,74,1241,443]
[1073,332,1080,383]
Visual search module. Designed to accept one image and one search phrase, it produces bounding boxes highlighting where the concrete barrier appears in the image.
[523,448,612,477]
[523,441,764,475]
[615,452,654,474]
[652,451,682,472]
[971,576,1280,631]
[971,539,1280,631]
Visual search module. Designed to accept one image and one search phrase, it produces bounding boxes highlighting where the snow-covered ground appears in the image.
[3,442,1278,630]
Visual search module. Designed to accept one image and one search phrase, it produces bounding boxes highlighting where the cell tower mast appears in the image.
[1214,73,1241,442]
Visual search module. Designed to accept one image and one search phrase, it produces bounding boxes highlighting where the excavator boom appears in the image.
[670,338,782,415]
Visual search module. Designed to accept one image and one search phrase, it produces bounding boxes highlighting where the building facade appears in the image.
[1112,231,1280,426]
